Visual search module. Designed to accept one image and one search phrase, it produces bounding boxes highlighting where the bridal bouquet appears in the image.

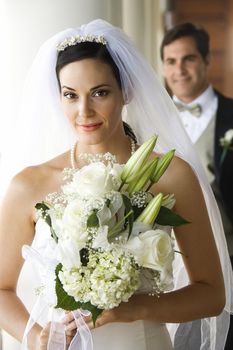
[36,135,188,324]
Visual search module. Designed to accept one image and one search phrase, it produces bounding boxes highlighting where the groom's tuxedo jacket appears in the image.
[213,90,233,350]
[214,90,233,225]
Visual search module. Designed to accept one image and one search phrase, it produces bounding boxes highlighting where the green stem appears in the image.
[220,148,228,166]
[174,249,187,257]
[118,181,125,191]
[145,181,154,192]
[108,209,134,239]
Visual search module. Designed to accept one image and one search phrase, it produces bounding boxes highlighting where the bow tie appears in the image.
[174,102,202,117]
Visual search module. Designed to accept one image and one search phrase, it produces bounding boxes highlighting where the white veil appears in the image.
[1,19,232,349]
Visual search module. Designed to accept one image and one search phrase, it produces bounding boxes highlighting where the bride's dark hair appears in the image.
[56,42,137,143]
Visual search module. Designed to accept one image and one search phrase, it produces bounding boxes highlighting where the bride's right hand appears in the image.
[29,322,76,350]
[37,323,50,350]
[28,323,50,350]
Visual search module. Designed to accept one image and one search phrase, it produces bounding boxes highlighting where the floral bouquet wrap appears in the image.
[23,135,188,349]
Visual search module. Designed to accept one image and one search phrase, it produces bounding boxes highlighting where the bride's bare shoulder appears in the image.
[154,153,199,195]
[7,151,70,200]
[167,155,195,180]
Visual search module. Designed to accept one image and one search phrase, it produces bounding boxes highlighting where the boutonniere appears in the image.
[220,129,233,164]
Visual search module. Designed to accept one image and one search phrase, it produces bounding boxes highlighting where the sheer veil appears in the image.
[1,19,232,349]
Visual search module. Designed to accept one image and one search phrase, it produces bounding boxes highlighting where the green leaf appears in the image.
[87,211,99,228]
[108,209,134,240]
[80,248,89,266]
[80,302,103,326]
[132,205,145,220]
[122,194,134,239]
[35,201,58,242]
[55,264,103,326]
[35,202,51,225]
[106,198,111,207]
[155,206,190,226]
[55,264,81,310]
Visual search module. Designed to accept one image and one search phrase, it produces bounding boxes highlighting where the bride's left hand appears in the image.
[95,295,141,328]
[63,295,142,331]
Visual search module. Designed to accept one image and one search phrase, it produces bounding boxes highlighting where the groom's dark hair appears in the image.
[160,22,210,61]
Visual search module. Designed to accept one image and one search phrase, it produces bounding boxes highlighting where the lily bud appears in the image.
[127,158,158,195]
[121,135,158,184]
[150,150,175,184]
[162,193,176,209]
[136,193,163,226]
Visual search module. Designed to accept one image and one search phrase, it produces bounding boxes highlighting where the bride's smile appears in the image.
[59,58,126,152]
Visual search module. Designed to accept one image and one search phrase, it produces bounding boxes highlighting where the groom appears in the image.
[160,22,233,349]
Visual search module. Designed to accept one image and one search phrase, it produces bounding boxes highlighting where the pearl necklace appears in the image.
[70,138,136,169]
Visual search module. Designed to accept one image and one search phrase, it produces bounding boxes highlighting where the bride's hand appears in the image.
[65,296,141,330]
[62,310,91,332]
[31,321,76,350]
[63,296,141,332]
[94,295,140,328]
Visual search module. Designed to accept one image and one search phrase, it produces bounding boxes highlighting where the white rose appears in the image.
[140,230,174,270]
[55,237,83,268]
[110,163,124,177]
[109,163,124,188]
[126,229,174,271]
[124,235,145,259]
[225,129,233,143]
[69,162,118,198]
[62,200,88,243]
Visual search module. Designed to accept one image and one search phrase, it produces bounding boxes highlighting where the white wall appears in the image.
[0,0,123,150]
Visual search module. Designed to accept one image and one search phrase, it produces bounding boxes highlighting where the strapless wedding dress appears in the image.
[2,220,173,350]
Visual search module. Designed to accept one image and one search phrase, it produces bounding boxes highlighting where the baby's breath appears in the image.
[78,152,117,166]
[130,190,148,208]
[34,285,45,296]
[63,167,76,181]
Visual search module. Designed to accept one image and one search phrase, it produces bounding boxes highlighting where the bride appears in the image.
[0,19,232,350]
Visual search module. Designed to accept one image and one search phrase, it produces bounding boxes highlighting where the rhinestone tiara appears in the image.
[57,34,107,52]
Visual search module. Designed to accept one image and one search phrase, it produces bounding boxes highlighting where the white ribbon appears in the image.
[21,245,93,350]
[65,310,93,350]
[46,309,93,350]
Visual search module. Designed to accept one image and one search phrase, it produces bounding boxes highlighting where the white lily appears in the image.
[136,193,163,226]
[120,135,158,185]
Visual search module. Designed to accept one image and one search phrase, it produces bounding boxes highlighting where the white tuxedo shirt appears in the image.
[173,86,218,183]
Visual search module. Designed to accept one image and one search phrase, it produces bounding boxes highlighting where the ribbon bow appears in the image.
[174,102,202,117]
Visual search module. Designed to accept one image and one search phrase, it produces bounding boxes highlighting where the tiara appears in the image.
[57,34,107,52]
